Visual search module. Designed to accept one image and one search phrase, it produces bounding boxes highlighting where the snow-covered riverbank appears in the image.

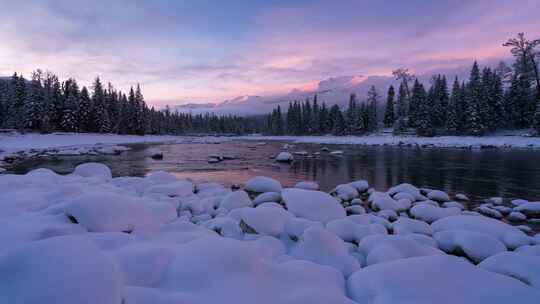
[1,162,539,303]
[239,133,540,149]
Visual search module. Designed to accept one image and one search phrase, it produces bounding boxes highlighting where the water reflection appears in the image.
[10,140,540,201]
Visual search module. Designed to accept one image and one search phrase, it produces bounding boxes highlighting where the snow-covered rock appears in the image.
[442,201,465,210]
[511,199,529,207]
[392,218,432,235]
[284,217,324,239]
[244,176,282,193]
[72,162,112,181]
[220,190,253,210]
[144,180,194,198]
[346,205,366,215]
[0,236,123,304]
[347,255,540,304]
[290,227,360,276]
[357,235,443,266]
[479,251,540,289]
[515,202,540,218]
[387,183,426,201]
[282,188,346,223]
[239,206,290,236]
[253,191,281,205]
[508,211,527,222]
[455,193,470,201]
[427,190,450,202]
[476,205,503,219]
[64,192,156,232]
[516,245,540,256]
[332,184,359,201]
[369,192,405,211]
[294,181,319,190]
[410,204,461,223]
[348,180,369,192]
[275,152,293,162]
[434,229,506,263]
[432,215,531,250]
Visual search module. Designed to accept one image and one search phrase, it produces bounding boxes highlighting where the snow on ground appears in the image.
[238,133,540,148]
[1,161,540,303]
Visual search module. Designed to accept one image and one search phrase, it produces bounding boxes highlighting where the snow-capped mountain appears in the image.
[173,75,397,116]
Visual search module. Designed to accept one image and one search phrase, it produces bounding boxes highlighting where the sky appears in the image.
[0,0,539,107]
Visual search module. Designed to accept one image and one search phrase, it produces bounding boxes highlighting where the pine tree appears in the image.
[366,86,379,132]
[465,62,486,135]
[446,77,461,134]
[311,95,320,134]
[346,93,358,134]
[412,80,433,136]
[24,70,45,130]
[319,102,329,134]
[383,85,395,128]
[394,83,408,134]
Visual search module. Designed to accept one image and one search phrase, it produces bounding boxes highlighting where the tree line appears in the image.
[0,72,260,135]
[266,33,540,136]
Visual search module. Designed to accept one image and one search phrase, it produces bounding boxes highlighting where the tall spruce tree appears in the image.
[465,62,486,135]
[446,77,461,134]
[412,80,433,136]
[384,85,395,128]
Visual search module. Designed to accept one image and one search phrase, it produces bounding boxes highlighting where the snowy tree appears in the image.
[394,83,409,133]
[24,70,45,130]
[446,77,461,134]
[384,85,395,128]
[503,33,540,97]
[465,62,486,135]
[366,86,379,132]
[412,80,433,136]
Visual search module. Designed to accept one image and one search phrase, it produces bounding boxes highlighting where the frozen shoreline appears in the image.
[1,162,539,303]
[237,133,540,149]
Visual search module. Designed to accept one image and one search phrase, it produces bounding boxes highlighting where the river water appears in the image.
[10,140,540,203]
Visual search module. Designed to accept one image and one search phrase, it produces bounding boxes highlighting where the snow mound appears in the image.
[479,251,540,289]
[239,206,290,236]
[392,218,432,235]
[357,235,443,266]
[369,192,405,211]
[64,192,156,232]
[275,152,293,162]
[160,236,354,304]
[348,180,369,192]
[294,181,320,190]
[0,236,123,304]
[290,227,361,276]
[220,190,253,210]
[72,162,112,181]
[144,180,194,197]
[434,229,506,263]
[410,204,461,223]
[427,190,450,202]
[515,202,540,218]
[432,215,531,249]
[347,255,540,304]
[253,191,281,205]
[282,188,346,223]
[333,184,359,201]
[508,211,527,222]
[516,245,540,256]
[244,176,282,193]
[387,183,426,201]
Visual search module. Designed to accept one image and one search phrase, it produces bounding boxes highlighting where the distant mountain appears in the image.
[174,74,398,116]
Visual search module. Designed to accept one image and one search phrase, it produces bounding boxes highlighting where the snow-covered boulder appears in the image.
[508,211,527,222]
[64,192,156,232]
[282,188,346,223]
[72,162,112,181]
[392,218,432,235]
[253,191,281,205]
[377,210,398,221]
[144,180,194,198]
[455,193,470,201]
[511,199,529,207]
[479,252,540,289]
[294,181,319,190]
[0,236,123,304]
[353,223,388,243]
[346,205,366,215]
[434,229,506,263]
[516,245,540,256]
[160,236,354,304]
[275,152,293,162]
[442,201,465,210]
[290,227,360,276]
[145,171,178,184]
[387,183,426,201]
[220,190,253,210]
[427,190,450,202]
[239,206,290,236]
[348,180,369,192]
[332,184,359,201]
[515,202,540,218]
[393,192,415,202]
[410,204,461,223]
[369,192,405,211]
[347,255,540,304]
[476,205,503,219]
[244,176,282,193]
[284,217,324,239]
[326,218,357,242]
[357,235,443,266]
[432,215,531,250]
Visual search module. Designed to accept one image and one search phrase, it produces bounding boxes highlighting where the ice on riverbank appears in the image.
[1,162,540,303]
